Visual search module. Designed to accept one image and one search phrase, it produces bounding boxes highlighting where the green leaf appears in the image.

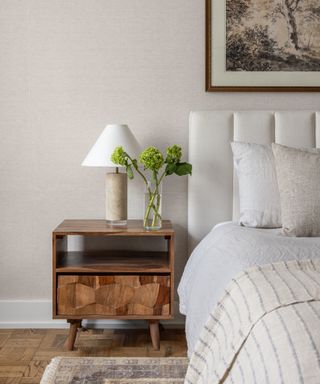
[165,163,177,175]
[126,165,134,179]
[174,162,192,176]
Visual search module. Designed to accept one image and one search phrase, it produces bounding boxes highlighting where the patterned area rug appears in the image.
[41,357,189,384]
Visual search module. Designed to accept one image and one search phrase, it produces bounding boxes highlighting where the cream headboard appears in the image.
[188,110,320,252]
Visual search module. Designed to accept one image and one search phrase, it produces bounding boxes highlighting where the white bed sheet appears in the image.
[178,222,320,356]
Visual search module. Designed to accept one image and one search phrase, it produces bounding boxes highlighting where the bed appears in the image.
[179,111,320,383]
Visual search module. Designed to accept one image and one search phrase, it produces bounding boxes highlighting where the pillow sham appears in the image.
[231,141,281,228]
[272,143,320,237]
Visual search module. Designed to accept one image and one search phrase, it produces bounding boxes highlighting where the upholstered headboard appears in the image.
[188,111,320,252]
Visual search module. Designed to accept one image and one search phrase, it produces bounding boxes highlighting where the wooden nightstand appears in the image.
[52,219,174,351]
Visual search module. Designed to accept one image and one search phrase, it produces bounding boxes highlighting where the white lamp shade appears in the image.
[82,124,140,167]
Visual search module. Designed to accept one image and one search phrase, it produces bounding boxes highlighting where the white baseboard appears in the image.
[0,300,185,329]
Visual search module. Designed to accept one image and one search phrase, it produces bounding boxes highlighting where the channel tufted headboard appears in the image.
[188,110,320,253]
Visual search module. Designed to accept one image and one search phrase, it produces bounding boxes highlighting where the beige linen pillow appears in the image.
[272,143,320,237]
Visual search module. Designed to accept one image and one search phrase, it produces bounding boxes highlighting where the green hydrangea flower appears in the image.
[139,146,164,171]
[111,146,127,166]
[166,145,182,164]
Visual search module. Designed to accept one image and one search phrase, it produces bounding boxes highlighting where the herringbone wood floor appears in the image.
[0,328,187,383]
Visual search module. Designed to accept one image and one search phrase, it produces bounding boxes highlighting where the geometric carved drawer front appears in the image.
[57,275,170,317]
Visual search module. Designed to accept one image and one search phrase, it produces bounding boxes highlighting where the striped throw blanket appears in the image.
[185,259,320,384]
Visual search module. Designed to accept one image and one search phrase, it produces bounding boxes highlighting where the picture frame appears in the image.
[206,0,320,92]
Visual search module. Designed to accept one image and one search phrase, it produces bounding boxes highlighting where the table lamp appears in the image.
[82,124,140,225]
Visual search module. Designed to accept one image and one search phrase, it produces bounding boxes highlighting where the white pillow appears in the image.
[231,141,281,228]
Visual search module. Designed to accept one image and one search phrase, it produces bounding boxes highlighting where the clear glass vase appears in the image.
[143,181,162,230]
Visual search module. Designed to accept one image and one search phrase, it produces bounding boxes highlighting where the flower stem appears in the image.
[151,175,160,227]
[125,153,164,228]
[144,191,157,227]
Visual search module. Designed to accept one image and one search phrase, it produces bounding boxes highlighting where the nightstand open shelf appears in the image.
[56,250,170,273]
[52,219,174,351]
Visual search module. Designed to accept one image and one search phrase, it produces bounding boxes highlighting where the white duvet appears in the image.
[178,222,320,356]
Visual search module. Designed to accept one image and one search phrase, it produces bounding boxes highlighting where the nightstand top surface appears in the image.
[53,219,173,236]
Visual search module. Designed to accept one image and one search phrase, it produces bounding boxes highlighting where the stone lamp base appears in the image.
[106,172,127,225]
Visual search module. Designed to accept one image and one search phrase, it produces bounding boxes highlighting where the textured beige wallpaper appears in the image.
[1,0,320,300]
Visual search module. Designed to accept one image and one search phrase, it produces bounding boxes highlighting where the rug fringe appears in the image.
[40,357,61,384]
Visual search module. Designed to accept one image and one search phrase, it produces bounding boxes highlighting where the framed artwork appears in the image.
[206,0,320,92]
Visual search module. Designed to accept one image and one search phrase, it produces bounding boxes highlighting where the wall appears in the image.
[1,0,320,324]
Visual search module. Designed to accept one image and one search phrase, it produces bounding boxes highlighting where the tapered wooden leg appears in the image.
[66,320,81,351]
[149,320,160,350]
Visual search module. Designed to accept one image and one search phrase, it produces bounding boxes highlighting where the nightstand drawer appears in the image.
[57,274,170,317]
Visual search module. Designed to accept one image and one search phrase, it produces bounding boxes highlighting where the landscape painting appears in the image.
[226,0,320,72]
[206,0,320,91]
